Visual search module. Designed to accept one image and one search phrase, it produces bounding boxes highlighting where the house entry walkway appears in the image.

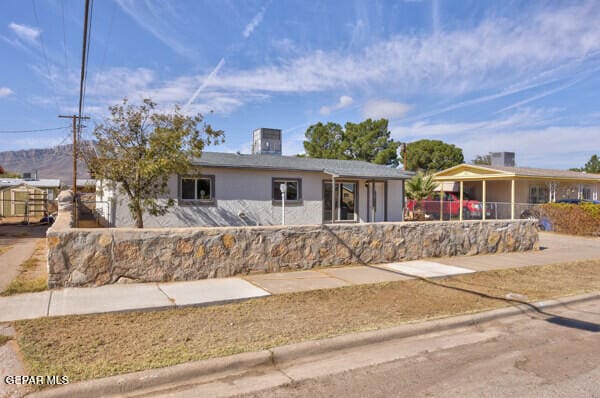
[1,233,599,323]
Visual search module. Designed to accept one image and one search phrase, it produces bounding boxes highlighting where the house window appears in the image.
[272,179,301,201]
[529,184,548,204]
[181,176,214,201]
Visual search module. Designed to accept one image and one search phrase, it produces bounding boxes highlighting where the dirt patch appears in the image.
[14,259,600,384]
[2,240,48,296]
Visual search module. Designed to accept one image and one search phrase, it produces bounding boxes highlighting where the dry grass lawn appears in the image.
[14,259,600,384]
[1,240,48,296]
[0,245,12,256]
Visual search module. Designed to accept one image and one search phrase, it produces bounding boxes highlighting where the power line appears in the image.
[0,126,70,134]
[80,0,94,143]
[77,0,92,141]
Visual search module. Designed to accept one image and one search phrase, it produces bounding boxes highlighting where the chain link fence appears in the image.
[75,198,113,228]
[0,198,58,225]
[404,200,540,222]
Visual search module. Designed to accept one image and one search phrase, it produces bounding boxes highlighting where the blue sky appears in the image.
[1,0,600,169]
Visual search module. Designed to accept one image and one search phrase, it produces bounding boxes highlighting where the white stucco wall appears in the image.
[107,168,406,228]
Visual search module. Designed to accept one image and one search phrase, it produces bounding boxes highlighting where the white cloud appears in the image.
[22,2,600,130]
[243,6,267,38]
[319,95,353,115]
[8,22,41,44]
[88,67,156,97]
[207,3,600,96]
[389,108,596,168]
[0,87,14,97]
[363,100,411,119]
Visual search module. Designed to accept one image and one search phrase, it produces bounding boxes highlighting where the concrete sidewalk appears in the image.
[1,232,599,323]
[0,279,270,322]
[0,260,473,322]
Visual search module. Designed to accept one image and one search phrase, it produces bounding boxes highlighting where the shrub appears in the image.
[538,203,600,236]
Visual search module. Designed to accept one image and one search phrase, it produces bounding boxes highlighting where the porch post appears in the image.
[439,184,444,221]
[459,180,464,222]
[510,179,516,220]
[578,184,583,200]
[331,175,335,224]
[482,179,487,221]
[371,180,376,222]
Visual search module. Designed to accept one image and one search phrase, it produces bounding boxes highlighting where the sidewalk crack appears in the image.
[268,349,294,383]
[156,284,176,306]
[46,290,53,316]
[314,268,355,285]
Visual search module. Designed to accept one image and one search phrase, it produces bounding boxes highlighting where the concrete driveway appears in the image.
[434,232,600,271]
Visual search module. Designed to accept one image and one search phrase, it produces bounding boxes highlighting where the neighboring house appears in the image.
[97,128,413,227]
[0,178,61,217]
[434,153,600,220]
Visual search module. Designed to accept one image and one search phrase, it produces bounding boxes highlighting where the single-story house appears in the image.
[433,160,600,220]
[0,178,61,217]
[97,128,413,228]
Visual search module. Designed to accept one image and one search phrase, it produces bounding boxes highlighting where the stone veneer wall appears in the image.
[47,191,539,288]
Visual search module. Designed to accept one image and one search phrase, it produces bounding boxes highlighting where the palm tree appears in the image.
[406,172,437,219]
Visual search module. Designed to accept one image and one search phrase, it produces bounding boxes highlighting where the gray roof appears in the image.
[193,152,413,179]
[481,165,600,180]
[0,178,61,188]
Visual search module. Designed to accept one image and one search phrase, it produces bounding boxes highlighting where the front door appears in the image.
[323,181,357,223]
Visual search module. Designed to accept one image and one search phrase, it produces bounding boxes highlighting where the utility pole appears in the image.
[399,143,408,171]
[58,114,89,226]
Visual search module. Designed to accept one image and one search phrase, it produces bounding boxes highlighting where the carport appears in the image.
[433,164,600,221]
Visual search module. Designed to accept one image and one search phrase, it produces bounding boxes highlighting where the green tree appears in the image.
[343,119,400,166]
[405,139,464,172]
[405,172,438,219]
[405,172,437,201]
[303,122,346,160]
[303,118,399,166]
[84,98,223,228]
[583,155,600,174]
[472,154,491,165]
[569,155,600,173]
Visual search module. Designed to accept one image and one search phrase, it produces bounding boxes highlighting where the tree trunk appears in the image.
[133,201,144,228]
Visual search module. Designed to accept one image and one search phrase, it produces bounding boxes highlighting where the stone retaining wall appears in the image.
[47,191,539,288]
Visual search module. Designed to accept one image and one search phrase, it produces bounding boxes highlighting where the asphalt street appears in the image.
[240,298,600,398]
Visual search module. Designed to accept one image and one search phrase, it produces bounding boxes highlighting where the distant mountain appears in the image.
[0,144,89,183]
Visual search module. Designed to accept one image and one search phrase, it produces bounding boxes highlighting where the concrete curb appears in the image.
[29,351,273,398]
[29,291,600,398]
